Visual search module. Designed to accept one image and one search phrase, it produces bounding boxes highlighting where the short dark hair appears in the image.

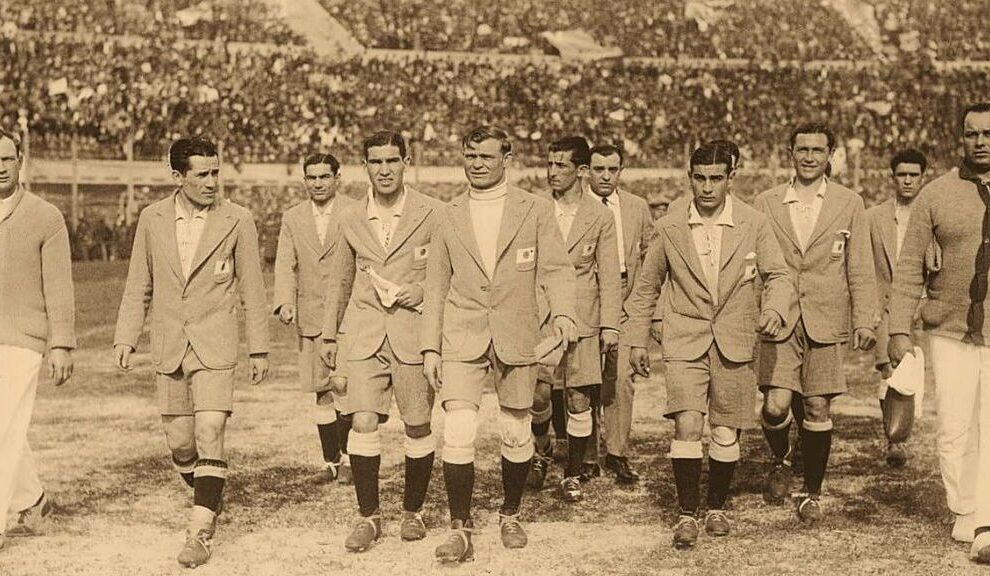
[589,144,624,167]
[0,127,22,158]
[549,136,591,167]
[462,125,512,156]
[169,137,218,175]
[689,142,735,174]
[363,130,407,159]
[890,149,928,174]
[706,139,739,171]
[789,122,836,151]
[303,152,341,175]
[962,102,990,128]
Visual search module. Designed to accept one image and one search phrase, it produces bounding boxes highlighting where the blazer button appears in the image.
[793,248,800,255]
[481,286,489,292]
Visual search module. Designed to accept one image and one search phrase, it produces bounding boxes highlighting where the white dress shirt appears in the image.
[894,202,911,260]
[311,198,335,246]
[688,195,735,306]
[175,194,209,279]
[553,195,581,239]
[367,187,407,250]
[782,177,827,252]
[600,191,627,273]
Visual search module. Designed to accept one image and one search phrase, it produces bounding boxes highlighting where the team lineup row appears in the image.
[1,104,989,568]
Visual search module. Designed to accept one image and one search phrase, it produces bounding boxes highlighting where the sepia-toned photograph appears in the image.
[1,1,988,574]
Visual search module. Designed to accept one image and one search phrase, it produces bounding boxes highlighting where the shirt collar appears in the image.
[782,177,828,204]
[958,161,990,185]
[174,192,209,221]
[311,198,334,218]
[367,186,407,221]
[688,194,735,227]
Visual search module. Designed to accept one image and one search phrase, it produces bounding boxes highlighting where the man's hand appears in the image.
[394,284,424,309]
[650,320,662,343]
[553,316,579,344]
[320,340,338,370]
[600,329,619,354]
[423,351,442,391]
[853,327,877,351]
[48,348,73,386]
[277,304,296,325]
[250,354,269,385]
[878,362,893,380]
[630,346,651,377]
[888,334,915,369]
[113,344,134,372]
[758,310,783,338]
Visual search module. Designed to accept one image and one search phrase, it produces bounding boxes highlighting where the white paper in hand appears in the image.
[888,345,925,418]
[360,264,423,312]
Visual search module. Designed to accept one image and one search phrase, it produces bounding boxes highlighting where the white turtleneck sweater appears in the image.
[469,179,508,278]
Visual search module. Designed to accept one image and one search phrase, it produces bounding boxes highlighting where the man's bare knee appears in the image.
[162,415,196,456]
[405,422,432,439]
[803,396,831,422]
[532,382,552,414]
[566,388,592,413]
[672,410,704,441]
[193,411,228,460]
[315,390,334,407]
[763,389,793,419]
[352,411,380,433]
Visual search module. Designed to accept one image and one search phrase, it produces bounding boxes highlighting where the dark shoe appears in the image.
[7,493,53,537]
[796,494,823,524]
[527,453,550,490]
[400,511,427,542]
[560,476,582,503]
[435,519,474,563]
[604,454,640,484]
[552,439,568,463]
[763,461,791,505]
[337,456,353,485]
[344,516,381,552]
[704,510,731,537]
[972,533,990,564]
[578,462,601,483]
[310,462,339,485]
[499,513,528,549]
[672,515,700,549]
[177,529,212,568]
[885,443,908,468]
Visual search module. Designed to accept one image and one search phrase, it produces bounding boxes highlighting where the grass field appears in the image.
[0,261,981,576]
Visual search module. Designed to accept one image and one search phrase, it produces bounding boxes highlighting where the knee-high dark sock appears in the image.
[707,460,736,510]
[404,453,434,513]
[791,394,806,429]
[443,461,474,522]
[193,459,227,513]
[762,408,792,461]
[336,411,352,457]
[671,458,702,516]
[351,455,381,516]
[567,433,590,477]
[500,457,531,516]
[800,421,833,495]
[317,423,341,464]
[584,388,602,465]
[551,389,567,439]
[533,420,552,456]
[173,453,197,488]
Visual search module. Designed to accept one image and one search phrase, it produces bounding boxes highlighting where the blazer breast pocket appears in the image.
[515,246,536,271]
[213,253,234,283]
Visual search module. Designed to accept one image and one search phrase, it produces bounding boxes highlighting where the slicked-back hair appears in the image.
[169,136,218,175]
[789,122,836,151]
[549,136,591,167]
[303,153,341,175]
[962,102,990,128]
[890,149,928,174]
[590,144,624,167]
[462,125,512,156]
[689,142,735,174]
[0,127,22,158]
[706,139,739,171]
[363,130,407,159]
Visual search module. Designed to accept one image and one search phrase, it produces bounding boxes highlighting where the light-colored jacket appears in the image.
[624,197,793,362]
[273,195,356,337]
[323,188,442,364]
[421,186,577,365]
[535,190,622,337]
[114,193,270,372]
[754,180,876,344]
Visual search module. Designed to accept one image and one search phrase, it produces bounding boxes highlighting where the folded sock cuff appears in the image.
[668,440,703,459]
[348,430,382,457]
[194,459,228,479]
[405,433,436,459]
[762,411,793,431]
[802,419,834,433]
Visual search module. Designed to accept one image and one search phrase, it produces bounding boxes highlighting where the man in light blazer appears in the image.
[113,137,270,568]
[587,143,656,485]
[319,131,443,552]
[754,123,876,523]
[629,141,792,549]
[867,148,932,468]
[527,136,621,503]
[421,126,578,563]
[274,152,356,485]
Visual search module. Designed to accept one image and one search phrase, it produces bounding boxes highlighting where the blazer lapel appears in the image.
[494,190,531,266]
[718,219,744,272]
[805,185,846,250]
[619,191,637,263]
[768,189,801,251]
[879,199,897,274]
[449,194,486,274]
[667,219,709,290]
[386,191,429,259]
[297,205,324,257]
[565,197,595,250]
[187,202,237,279]
[353,197,387,262]
[149,198,183,281]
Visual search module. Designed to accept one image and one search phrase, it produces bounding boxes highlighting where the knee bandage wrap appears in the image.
[443,409,478,465]
[314,403,337,425]
[708,426,740,463]
[761,410,793,431]
[566,409,594,438]
[347,430,382,458]
[566,389,592,413]
[499,410,534,463]
[405,432,436,459]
